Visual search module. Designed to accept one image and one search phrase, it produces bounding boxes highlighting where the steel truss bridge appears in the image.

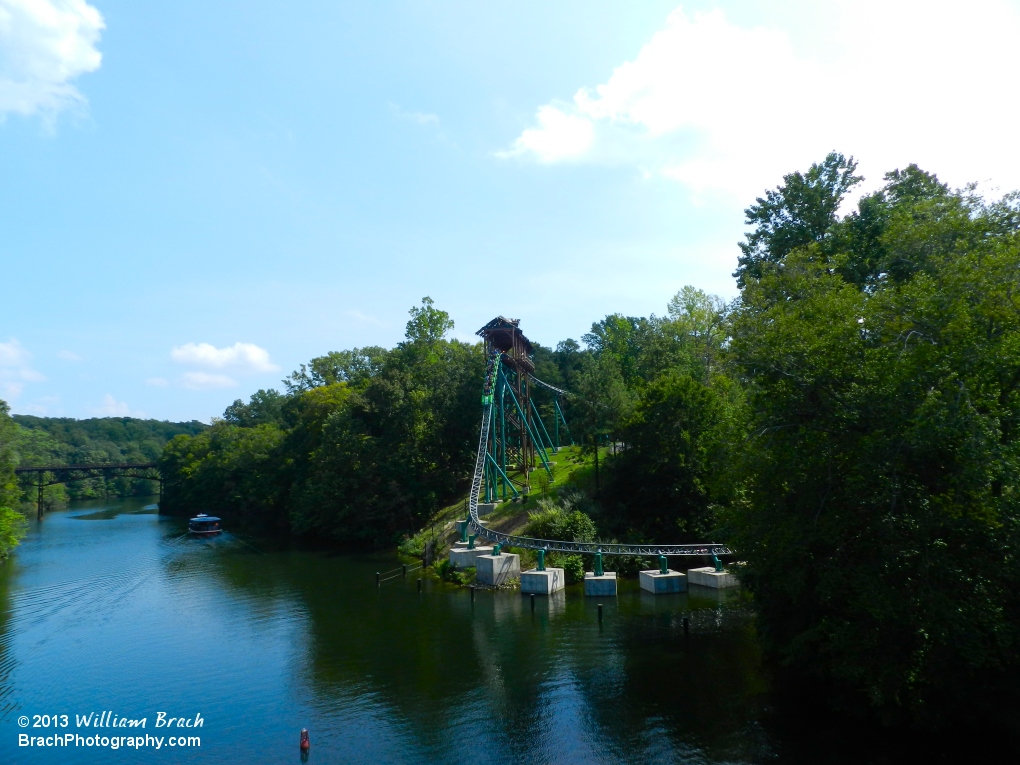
[14,463,162,520]
[467,317,733,558]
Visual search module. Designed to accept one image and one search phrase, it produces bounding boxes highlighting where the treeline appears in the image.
[12,415,205,502]
[159,153,1020,734]
[0,402,26,558]
[160,299,486,546]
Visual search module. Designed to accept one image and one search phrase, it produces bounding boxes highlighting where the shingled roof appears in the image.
[476,316,535,356]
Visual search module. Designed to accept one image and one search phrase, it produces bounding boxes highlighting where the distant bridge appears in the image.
[14,463,162,520]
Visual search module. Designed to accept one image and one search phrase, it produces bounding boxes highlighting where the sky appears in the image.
[2,0,1019,422]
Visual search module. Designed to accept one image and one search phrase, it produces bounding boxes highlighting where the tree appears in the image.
[283,348,388,393]
[404,296,454,345]
[572,354,632,490]
[729,162,1020,729]
[735,152,862,287]
[603,372,741,543]
[223,389,287,427]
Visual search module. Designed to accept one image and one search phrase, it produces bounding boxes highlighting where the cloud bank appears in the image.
[0,0,105,119]
[502,1,1020,199]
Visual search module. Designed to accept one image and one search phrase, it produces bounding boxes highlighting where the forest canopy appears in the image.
[91,154,1020,732]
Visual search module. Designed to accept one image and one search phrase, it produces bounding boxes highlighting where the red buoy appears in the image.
[300,728,310,751]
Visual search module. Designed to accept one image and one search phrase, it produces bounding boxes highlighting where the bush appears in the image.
[560,554,584,584]
[436,559,473,585]
[523,491,597,543]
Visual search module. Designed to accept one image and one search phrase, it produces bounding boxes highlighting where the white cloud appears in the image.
[182,372,237,390]
[0,0,105,120]
[502,1,1020,199]
[498,104,595,163]
[146,377,169,387]
[0,338,44,401]
[57,349,81,361]
[89,393,144,418]
[170,342,279,373]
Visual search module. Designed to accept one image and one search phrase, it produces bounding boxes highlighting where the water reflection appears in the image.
[0,497,875,764]
[195,538,771,764]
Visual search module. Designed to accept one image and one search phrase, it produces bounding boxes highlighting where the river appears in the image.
[0,497,853,764]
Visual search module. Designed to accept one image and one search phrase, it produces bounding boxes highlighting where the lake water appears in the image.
[0,497,872,764]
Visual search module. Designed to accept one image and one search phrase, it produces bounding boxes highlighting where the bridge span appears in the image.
[15,463,162,520]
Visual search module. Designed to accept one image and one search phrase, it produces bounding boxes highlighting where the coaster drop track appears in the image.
[468,317,732,558]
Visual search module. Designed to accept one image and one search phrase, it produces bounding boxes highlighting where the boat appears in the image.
[188,514,222,535]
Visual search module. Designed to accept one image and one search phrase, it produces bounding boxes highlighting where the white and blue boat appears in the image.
[188,514,222,536]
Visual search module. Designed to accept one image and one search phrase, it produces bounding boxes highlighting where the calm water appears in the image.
[0,497,809,764]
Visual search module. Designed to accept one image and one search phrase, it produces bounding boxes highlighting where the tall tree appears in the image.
[571,354,631,490]
[735,152,862,287]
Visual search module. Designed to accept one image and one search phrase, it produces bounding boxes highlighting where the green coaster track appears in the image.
[467,319,732,558]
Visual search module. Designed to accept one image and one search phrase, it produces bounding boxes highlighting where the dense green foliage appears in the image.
[0,401,27,558]
[162,298,485,547]
[12,415,205,501]
[153,155,1020,733]
[728,155,1020,729]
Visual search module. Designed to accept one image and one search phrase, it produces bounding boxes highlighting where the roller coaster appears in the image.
[466,317,732,558]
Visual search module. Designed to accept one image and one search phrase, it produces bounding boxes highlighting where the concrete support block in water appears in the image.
[639,569,687,594]
[584,571,617,596]
[687,567,739,589]
[449,546,493,569]
[475,553,520,585]
[521,568,565,595]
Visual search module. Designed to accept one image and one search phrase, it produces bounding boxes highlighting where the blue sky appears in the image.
[2,0,1019,422]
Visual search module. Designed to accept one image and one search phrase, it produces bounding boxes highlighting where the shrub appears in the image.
[560,554,585,584]
[523,492,597,543]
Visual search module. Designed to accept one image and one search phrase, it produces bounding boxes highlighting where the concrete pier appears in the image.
[521,568,565,595]
[475,553,520,586]
[584,571,617,596]
[476,502,499,517]
[639,569,687,594]
[687,567,739,589]
[449,546,493,569]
